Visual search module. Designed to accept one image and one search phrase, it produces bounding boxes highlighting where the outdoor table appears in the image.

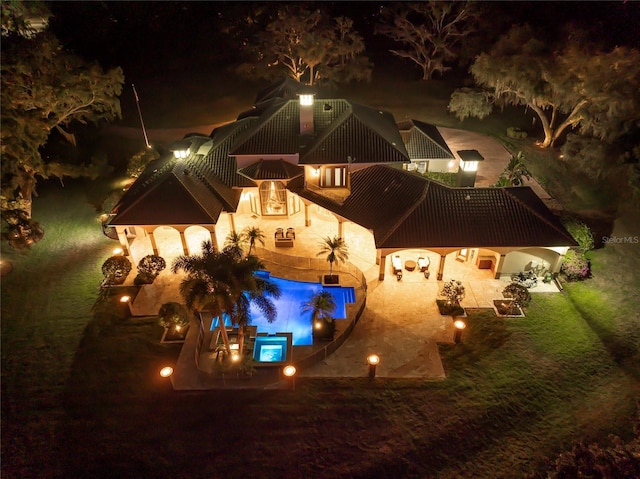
[405,260,417,271]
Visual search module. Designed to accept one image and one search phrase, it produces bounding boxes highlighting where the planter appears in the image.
[436,299,465,317]
[322,274,340,285]
[161,324,189,343]
[493,299,525,318]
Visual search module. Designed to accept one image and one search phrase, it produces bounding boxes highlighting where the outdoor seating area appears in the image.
[274,227,295,248]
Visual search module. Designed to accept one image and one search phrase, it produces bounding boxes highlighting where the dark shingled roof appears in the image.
[293,165,576,249]
[398,119,455,160]
[230,97,408,164]
[238,159,303,180]
[301,103,408,165]
[110,136,241,227]
[254,77,313,104]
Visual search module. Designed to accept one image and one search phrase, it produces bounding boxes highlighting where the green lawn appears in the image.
[2,178,639,478]
[2,74,639,478]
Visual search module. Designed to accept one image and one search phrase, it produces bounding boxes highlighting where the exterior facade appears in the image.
[108,78,576,280]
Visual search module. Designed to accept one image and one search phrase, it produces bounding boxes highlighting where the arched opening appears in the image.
[259,181,287,216]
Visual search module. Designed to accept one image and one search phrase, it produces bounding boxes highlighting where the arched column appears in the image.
[116,227,130,256]
[494,254,506,279]
[378,254,387,281]
[228,213,236,234]
[376,249,381,266]
[148,230,159,256]
[338,220,344,238]
[437,254,446,280]
[304,203,311,227]
[209,227,220,252]
[179,231,189,255]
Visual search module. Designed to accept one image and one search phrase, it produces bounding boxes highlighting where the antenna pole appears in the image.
[132,84,151,148]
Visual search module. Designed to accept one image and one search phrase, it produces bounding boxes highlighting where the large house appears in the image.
[109,78,576,281]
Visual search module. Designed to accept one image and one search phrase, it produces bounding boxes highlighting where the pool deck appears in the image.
[126,256,559,390]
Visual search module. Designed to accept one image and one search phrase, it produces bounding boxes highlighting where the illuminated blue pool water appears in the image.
[210,273,356,346]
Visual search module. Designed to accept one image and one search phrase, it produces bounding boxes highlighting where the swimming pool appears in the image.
[210,273,356,346]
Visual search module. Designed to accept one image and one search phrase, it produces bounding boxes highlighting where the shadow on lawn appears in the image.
[566,294,639,379]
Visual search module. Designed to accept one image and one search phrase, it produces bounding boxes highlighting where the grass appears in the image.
[2,179,639,478]
[2,74,639,478]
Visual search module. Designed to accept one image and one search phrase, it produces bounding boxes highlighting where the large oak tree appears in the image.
[1,5,123,214]
[376,1,480,80]
[448,25,640,148]
[237,5,371,86]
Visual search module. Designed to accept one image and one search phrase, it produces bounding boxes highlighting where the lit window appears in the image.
[320,166,347,188]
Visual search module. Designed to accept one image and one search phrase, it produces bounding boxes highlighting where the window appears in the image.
[259,181,287,216]
[320,166,347,187]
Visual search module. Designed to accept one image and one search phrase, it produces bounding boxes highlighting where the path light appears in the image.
[159,366,173,378]
[454,319,466,343]
[283,365,297,390]
[113,247,123,255]
[120,295,131,303]
[367,354,380,380]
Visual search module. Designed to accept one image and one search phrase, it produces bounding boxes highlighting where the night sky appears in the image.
[47,1,640,83]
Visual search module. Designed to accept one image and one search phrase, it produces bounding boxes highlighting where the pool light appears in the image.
[159,366,173,378]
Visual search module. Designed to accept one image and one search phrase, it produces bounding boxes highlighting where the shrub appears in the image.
[158,302,190,328]
[562,217,595,253]
[135,255,166,284]
[502,282,532,311]
[423,171,458,186]
[440,280,466,305]
[101,255,132,285]
[126,148,160,178]
[561,250,590,281]
[506,127,528,139]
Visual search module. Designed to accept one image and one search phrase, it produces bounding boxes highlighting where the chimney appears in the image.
[298,90,315,136]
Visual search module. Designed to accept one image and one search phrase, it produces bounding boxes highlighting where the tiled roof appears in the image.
[397,119,455,160]
[205,120,257,188]
[110,135,241,227]
[238,159,303,180]
[293,165,576,249]
[230,100,300,155]
[254,77,313,104]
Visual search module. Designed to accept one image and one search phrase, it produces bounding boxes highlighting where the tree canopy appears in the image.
[448,25,640,148]
[237,5,371,86]
[376,1,480,80]
[1,7,123,212]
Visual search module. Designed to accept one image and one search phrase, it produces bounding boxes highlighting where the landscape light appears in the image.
[367,354,380,380]
[120,295,131,303]
[159,366,173,378]
[113,247,123,255]
[283,365,297,390]
[454,320,466,343]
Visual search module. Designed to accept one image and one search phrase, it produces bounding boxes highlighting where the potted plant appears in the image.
[495,282,531,316]
[437,280,466,316]
[101,255,132,285]
[158,302,190,341]
[317,236,348,285]
[134,254,166,285]
[302,290,337,341]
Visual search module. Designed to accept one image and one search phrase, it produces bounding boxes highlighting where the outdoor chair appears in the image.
[286,227,295,239]
[417,257,430,271]
[274,228,284,239]
[392,255,403,281]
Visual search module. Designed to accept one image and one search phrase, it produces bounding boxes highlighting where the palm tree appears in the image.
[317,236,349,283]
[223,230,246,259]
[243,226,266,256]
[301,290,337,339]
[172,240,280,357]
